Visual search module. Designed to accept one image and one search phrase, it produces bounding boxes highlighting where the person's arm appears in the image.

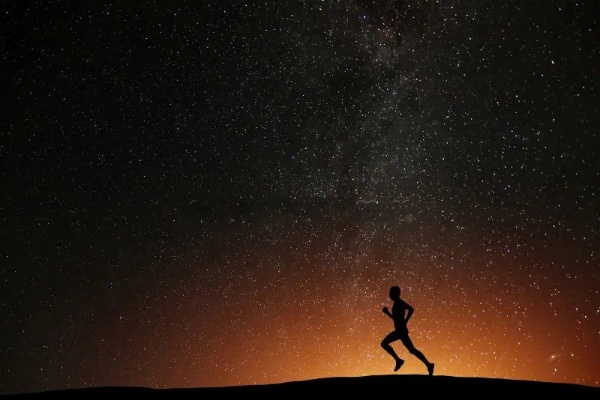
[382,307,393,319]
[404,302,415,323]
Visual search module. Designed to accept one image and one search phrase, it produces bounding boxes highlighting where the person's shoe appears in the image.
[427,362,435,376]
[394,359,404,372]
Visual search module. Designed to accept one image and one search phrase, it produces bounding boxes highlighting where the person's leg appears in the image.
[381,331,404,371]
[400,332,434,375]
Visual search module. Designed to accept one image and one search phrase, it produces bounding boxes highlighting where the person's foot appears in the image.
[427,362,435,376]
[394,359,404,372]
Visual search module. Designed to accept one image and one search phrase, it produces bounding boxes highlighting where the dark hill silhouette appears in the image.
[2,375,598,399]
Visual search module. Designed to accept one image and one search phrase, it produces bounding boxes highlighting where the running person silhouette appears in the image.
[381,285,435,375]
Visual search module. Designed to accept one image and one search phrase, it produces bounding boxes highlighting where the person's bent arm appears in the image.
[404,303,414,323]
[382,307,393,319]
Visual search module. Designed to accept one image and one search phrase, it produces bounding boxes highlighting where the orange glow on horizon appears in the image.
[135,244,599,390]
[55,219,598,391]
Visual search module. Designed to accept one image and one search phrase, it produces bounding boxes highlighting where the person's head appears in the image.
[389,285,401,300]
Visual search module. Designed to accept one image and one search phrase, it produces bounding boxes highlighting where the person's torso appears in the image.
[392,301,407,330]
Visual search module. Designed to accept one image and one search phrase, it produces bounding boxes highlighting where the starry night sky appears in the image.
[2,0,599,395]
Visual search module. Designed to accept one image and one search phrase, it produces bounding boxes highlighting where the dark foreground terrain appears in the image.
[2,375,599,399]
